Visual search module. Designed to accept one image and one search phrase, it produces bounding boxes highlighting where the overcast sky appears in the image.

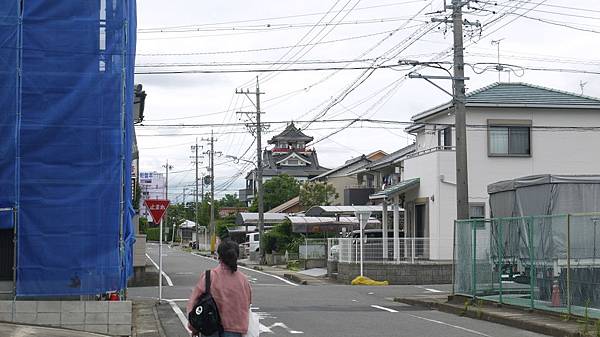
[134,0,600,201]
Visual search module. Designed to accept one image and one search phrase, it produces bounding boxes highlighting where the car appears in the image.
[246,232,260,253]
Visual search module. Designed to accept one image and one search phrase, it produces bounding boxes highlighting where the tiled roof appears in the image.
[268,122,313,144]
[411,82,600,123]
[466,82,600,106]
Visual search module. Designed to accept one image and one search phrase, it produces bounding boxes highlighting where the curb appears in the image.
[283,273,308,285]
[394,297,580,337]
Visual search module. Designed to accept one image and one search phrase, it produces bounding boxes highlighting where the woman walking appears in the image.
[187,239,252,337]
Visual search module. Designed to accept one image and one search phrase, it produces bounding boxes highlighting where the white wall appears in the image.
[406,107,600,260]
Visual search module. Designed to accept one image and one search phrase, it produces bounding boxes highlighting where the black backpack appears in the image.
[188,270,223,335]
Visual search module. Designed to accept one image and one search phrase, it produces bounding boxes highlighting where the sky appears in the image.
[133,0,600,202]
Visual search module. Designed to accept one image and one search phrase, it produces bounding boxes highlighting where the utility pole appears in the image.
[191,139,202,250]
[202,131,219,253]
[452,0,470,220]
[236,76,266,264]
[162,160,173,242]
[171,187,188,245]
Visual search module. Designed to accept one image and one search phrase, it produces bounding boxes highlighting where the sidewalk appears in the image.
[0,321,109,337]
[394,295,584,337]
[132,301,165,337]
[238,259,333,285]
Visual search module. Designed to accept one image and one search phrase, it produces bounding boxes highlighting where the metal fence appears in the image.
[300,239,328,260]
[455,213,600,318]
[328,237,451,264]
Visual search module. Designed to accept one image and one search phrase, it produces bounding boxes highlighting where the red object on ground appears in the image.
[109,293,120,301]
[144,199,170,224]
[551,280,561,307]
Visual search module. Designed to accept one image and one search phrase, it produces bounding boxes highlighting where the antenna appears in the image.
[491,38,505,82]
[579,80,588,95]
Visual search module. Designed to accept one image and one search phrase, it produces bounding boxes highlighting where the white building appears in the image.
[139,171,166,222]
[374,82,600,260]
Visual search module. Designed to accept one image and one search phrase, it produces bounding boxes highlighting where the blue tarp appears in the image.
[0,0,136,296]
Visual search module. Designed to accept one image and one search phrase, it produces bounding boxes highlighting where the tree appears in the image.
[249,174,300,212]
[218,193,244,208]
[299,181,339,210]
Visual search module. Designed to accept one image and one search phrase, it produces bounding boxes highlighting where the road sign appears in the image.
[144,199,170,224]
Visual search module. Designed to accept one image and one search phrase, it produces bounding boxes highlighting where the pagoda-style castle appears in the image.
[239,123,328,205]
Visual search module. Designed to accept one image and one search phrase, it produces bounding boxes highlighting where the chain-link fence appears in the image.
[455,213,600,318]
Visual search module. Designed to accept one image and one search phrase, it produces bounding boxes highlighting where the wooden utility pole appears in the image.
[236,77,266,263]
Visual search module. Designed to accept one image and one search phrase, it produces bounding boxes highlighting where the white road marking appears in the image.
[191,252,299,286]
[415,285,444,293]
[165,300,192,334]
[406,314,492,337]
[264,322,304,334]
[145,253,174,286]
[371,305,399,313]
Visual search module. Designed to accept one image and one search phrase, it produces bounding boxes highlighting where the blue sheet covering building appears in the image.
[0,0,137,297]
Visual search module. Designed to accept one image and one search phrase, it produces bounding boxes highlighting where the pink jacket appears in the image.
[187,263,252,334]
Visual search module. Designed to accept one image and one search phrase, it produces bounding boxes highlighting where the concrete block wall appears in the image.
[134,234,147,268]
[337,262,453,285]
[0,300,132,336]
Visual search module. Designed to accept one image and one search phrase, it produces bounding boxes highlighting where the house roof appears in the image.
[235,212,288,225]
[305,205,390,216]
[267,196,300,213]
[311,154,370,181]
[409,82,600,127]
[351,144,416,174]
[268,122,313,144]
[369,178,420,200]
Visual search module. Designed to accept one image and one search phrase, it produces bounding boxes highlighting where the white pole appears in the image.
[382,201,388,260]
[159,218,163,302]
[393,196,400,261]
[360,219,364,277]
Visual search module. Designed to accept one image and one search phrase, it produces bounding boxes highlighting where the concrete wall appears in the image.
[336,262,452,285]
[327,175,357,205]
[0,301,132,336]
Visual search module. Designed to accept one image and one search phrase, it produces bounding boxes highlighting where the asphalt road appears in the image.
[128,243,549,337]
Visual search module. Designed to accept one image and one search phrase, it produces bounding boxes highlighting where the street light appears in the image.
[354,210,372,277]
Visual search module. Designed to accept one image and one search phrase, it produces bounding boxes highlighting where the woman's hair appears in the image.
[217,239,239,273]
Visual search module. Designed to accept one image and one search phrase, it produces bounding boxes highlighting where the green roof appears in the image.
[369,178,420,200]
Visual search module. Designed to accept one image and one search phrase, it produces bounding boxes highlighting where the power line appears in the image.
[136,29,399,56]
[134,63,407,74]
[138,0,429,31]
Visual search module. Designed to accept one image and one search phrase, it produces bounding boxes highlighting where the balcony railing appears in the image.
[407,146,455,159]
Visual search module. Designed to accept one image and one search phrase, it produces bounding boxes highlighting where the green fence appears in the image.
[454,213,600,318]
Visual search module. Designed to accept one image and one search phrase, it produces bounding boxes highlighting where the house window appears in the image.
[286,159,299,165]
[438,127,452,148]
[469,204,485,219]
[488,125,531,156]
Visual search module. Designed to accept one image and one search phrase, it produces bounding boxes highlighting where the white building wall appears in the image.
[406,107,600,260]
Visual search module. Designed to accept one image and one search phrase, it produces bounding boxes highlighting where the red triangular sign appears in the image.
[144,199,170,224]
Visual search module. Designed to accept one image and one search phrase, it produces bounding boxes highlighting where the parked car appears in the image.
[246,232,260,253]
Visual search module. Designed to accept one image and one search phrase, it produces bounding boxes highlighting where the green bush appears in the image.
[145,227,160,241]
[139,217,148,234]
[261,221,301,254]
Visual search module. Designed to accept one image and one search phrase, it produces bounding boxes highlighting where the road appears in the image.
[129,243,548,337]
